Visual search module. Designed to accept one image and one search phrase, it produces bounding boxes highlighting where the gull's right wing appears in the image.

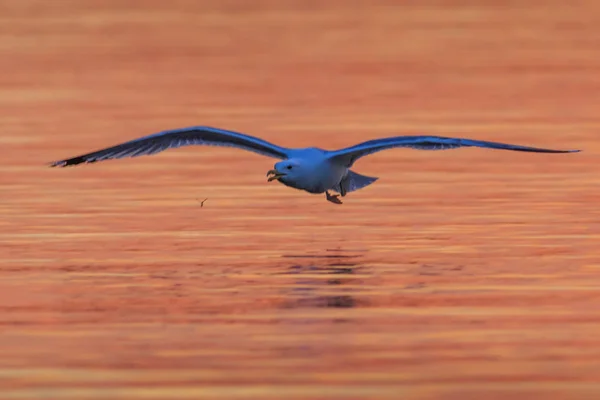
[49,126,290,167]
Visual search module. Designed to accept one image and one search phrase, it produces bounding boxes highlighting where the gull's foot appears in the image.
[326,191,343,205]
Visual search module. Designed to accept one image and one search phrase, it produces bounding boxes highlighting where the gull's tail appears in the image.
[334,170,378,196]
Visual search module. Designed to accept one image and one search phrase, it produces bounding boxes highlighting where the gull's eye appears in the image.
[286,165,293,170]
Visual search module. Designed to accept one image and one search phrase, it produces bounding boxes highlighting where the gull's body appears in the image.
[50,126,580,204]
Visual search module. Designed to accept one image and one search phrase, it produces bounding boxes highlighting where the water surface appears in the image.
[1,1,600,399]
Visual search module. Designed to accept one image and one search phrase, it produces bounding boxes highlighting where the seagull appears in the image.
[50,126,580,204]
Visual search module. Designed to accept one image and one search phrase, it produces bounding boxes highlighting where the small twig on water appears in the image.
[196,198,208,207]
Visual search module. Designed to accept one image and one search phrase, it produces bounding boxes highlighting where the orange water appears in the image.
[1,1,600,399]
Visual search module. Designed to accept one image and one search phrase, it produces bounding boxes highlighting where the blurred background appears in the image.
[1,1,599,399]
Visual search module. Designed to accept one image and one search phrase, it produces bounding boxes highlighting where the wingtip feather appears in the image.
[47,156,96,167]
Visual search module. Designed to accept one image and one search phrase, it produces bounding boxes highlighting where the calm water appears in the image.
[1,1,600,399]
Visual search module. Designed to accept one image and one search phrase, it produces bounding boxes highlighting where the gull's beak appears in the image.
[266,169,286,182]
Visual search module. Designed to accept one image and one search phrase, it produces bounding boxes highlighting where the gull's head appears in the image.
[266,160,303,185]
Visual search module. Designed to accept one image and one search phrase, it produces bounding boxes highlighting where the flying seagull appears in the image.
[49,126,580,204]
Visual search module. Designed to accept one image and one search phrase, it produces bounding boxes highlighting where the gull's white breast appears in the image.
[285,148,348,194]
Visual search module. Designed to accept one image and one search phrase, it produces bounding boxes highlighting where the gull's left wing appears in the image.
[49,126,289,167]
[328,135,580,167]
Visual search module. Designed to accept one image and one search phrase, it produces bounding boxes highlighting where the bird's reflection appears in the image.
[279,248,366,309]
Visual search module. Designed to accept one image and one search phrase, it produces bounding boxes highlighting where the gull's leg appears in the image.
[326,191,343,205]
